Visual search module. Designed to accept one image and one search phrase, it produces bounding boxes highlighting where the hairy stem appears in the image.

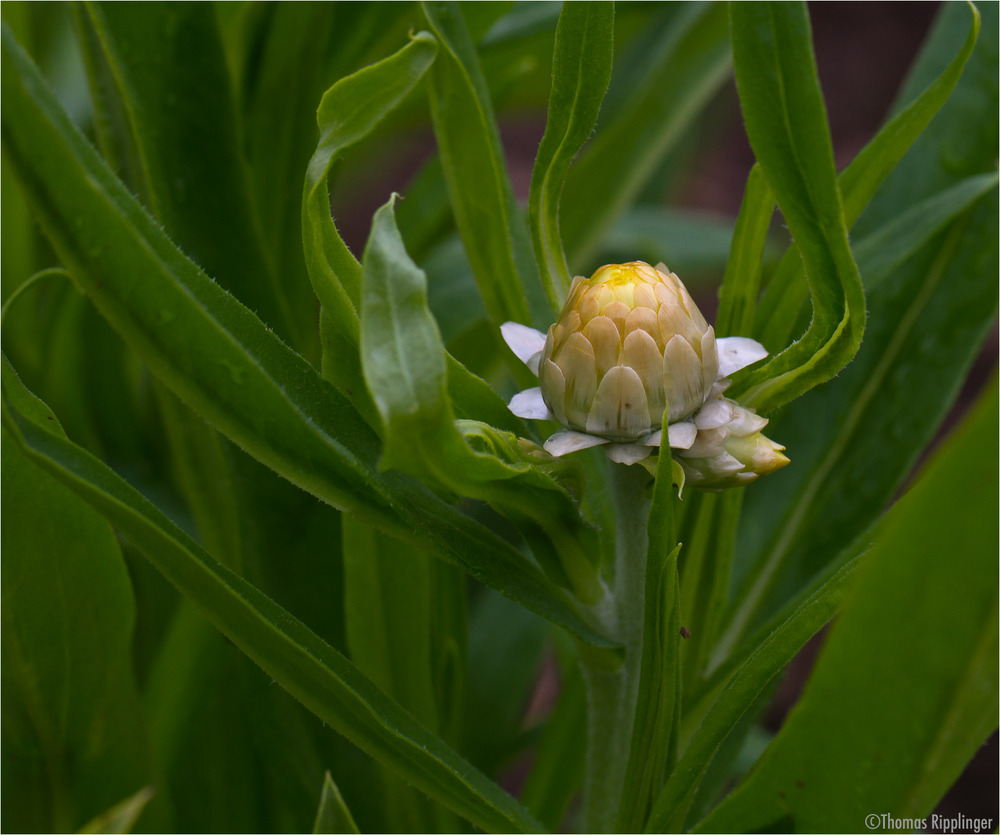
[580,464,651,831]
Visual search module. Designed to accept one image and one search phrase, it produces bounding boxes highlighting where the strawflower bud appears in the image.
[674,397,789,488]
[538,261,718,441]
[501,260,784,480]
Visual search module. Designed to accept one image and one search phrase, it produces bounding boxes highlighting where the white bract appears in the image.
[503,261,788,486]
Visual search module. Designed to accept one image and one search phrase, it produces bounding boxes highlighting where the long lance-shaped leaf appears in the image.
[691,385,998,834]
[82,2,307,352]
[302,31,436,423]
[560,2,731,271]
[361,197,604,604]
[421,1,551,331]
[529,2,614,311]
[0,25,610,648]
[715,163,774,337]
[716,3,997,657]
[716,175,998,657]
[725,2,865,414]
[312,772,360,835]
[1,363,544,835]
[301,29,520,434]
[644,551,865,833]
[753,1,981,352]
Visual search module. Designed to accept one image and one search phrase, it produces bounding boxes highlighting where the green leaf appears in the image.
[146,614,331,832]
[300,31,520,435]
[421,0,550,329]
[313,772,360,835]
[853,171,998,294]
[693,384,999,833]
[81,3,306,351]
[855,1,992,235]
[360,197,604,603]
[343,517,445,733]
[237,3,337,358]
[715,164,774,337]
[726,2,865,413]
[718,7,997,635]
[342,516,462,832]
[77,786,154,834]
[1,365,545,835]
[153,386,244,568]
[303,30,438,422]
[1,429,147,833]
[644,552,864,834]
[560,2,731,270]
[675,489,744,693]
[1,27,608,645]
[722,181,998,657]
[529,1,613,310]
[754,1,982,352]
[4,22,601,642]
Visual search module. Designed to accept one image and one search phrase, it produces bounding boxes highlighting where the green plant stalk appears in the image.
[579,463,650,832]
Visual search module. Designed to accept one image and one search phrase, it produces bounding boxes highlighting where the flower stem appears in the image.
[579,464,651,832]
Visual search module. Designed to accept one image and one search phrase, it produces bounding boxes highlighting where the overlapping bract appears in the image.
[503,261,789,486]
[541,261,718,439]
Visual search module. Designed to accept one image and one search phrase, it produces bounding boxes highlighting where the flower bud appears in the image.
[674,398,789,488]
[538,262,718,442]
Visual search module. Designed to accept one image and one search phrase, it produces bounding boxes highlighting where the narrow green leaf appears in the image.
[853,171,998,293]
[722,182,998,652]
[239,3,337,357]
[421,0,550,329]
[676,489,743,693]
[754,1,981,352]
[693,385,998,833]
[301,31,520,434]
[616,545,681,834]
[715,165,774,337]
[77,786,154,834]
[1,25,610,646]
[726,2,865,413]
[146,616,329,832]
[611,428,681,832]
[83,3,305,351]
[342,516,464,832]
[529,1,613,310]
[153,387,244,569]
[361,197,604,603]
[645,553,864,834]
[719,2,998,650]
[302,30,437,422]
[70,5,143,201]
[480,2,561,47]
[1,367,545,835]
[560,2,731,270]
[343,518,441,732]
[312,772,360,835]
[2,429,147,833]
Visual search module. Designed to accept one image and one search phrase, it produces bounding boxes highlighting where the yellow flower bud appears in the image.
[538,262,718,442]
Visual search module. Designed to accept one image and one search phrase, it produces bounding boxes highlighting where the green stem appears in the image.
[579,464,651,832]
